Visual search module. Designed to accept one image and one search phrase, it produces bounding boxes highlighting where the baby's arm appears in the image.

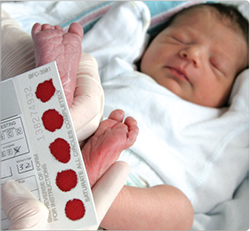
[101,185,194,230]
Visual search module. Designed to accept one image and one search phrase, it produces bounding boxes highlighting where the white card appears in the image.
[1,62,98,230]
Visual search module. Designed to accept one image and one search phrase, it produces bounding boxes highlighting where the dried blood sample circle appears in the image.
[56,169,77,192]
[49,138,70,163]
[65,199,85,221]
[35,79,56,102]
[42,109,63,132]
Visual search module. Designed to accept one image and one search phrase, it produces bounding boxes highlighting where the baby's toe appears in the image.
[68,22,84,39]
[126,128,139,147]
[124,116,138,128]
[124,117,139,147]
[108,109,125,122]
[54,25,63,31]
[31,23,42,38]
[41,24,54,31]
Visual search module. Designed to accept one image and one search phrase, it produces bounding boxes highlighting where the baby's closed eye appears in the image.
[209,57,226,76]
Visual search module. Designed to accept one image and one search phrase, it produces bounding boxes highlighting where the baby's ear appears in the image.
[228,69,249,107]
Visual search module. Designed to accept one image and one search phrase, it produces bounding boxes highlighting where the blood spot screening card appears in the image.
[1,62,98,230]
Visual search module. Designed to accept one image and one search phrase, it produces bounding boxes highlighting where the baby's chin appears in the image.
[160,78,189,98]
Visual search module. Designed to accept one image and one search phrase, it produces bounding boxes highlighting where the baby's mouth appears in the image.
[165,66,189,82]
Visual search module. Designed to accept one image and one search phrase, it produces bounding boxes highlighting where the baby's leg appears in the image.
[31,23,83,106]
[82,110,139,187]
[1,9,36,80]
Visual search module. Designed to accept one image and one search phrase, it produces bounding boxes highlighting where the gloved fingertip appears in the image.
[2,180,49,230]
[2,179,37,199]
[91,161,130,224]
[2,179,19,196]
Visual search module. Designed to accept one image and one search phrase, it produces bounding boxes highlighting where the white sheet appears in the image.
[1,1,249,230]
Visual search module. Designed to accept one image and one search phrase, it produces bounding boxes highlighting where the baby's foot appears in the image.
[81,109,139,187]
[31,23,83,106]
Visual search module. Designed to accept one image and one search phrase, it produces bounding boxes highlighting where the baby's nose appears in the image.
[179,45,204,67]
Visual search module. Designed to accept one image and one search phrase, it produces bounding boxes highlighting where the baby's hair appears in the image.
[150,3,248,45]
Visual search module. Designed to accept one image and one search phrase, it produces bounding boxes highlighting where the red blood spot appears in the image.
[49,138,70,163]
[56,169,77,192]
[65,199,85,221]
[35,79,56,102]
[42,109,63,132]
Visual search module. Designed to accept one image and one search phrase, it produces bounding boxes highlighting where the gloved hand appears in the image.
[70,52,104,142]
[2,161,129,230]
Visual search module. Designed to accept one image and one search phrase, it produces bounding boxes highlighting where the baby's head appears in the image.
[140,3,249,108]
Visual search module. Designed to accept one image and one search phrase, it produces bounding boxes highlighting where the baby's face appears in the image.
[140,7,248,108]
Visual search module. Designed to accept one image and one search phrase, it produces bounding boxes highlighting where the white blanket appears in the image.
[2,1,249,230]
